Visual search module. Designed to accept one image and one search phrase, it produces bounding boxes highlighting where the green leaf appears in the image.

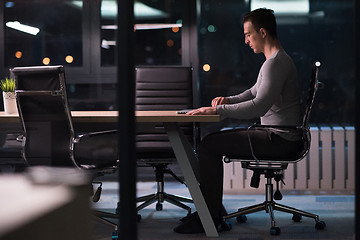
[0,78,15,92]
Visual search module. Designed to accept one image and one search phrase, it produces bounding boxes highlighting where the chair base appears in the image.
[136,191,192,215]
[136,164,193,217]
[224,181,326,235]
[224,199,320,224]
[93,210,119,239]
[93,210,118,226]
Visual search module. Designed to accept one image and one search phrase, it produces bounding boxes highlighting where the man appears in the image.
[174,8,303,234]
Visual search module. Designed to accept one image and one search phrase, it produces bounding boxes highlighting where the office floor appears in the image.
[91,181,355,240]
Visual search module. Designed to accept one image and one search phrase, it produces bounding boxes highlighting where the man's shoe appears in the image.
[180,211,198,222]
[174,213,204,234]
[174,213,232,234]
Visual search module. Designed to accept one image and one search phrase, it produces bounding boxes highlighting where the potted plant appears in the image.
[1,77,17,114]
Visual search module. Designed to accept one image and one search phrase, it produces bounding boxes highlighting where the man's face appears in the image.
[243,21,264,54]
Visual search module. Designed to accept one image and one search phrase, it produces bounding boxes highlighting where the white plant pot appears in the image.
[2,92,17,114]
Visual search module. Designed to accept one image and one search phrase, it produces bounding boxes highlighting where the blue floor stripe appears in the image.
[316,196,354,202]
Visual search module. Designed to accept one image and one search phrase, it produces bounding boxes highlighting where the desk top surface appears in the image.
[0,111,223,123]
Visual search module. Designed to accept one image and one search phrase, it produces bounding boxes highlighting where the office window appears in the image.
[4,0,83,68]
[198,0,355,125]
[1,0,189,111]
[101,0,183,66]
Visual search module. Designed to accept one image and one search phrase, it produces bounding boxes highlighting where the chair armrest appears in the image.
[16,134,24,142]
[248,122,304,130]
[74,129,117,143]
[16,90,63,96]
[226,122,310,163]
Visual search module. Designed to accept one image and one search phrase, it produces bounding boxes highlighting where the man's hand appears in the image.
[211,97,229,107]
[186,106,217,115]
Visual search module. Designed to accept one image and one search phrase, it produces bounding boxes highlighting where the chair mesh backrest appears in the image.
[135,67,193,159]
[302,63,320,128]
[11,65,75,166]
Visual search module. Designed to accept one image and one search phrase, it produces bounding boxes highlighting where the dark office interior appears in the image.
[0,0,359,239]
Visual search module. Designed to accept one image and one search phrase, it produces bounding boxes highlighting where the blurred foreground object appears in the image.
[0,166,93,240]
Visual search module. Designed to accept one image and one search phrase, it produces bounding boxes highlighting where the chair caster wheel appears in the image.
[111,231,118,239]
[219,221,232,231]
[315,220,326,230]
[137,214,141,222]
[270,227,281,235]
[292,214,302,222]
[156,203,163,211]
[236,215,247,223]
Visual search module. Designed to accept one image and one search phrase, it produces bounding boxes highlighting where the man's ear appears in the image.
[259,28,267,38]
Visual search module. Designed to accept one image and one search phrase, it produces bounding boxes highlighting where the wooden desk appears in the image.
[0,111,222,237]
[0,110,221,123]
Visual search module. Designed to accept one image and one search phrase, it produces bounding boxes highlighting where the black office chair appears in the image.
[135,66,195,218]
[10,65,118,226]
[222,62,326,235]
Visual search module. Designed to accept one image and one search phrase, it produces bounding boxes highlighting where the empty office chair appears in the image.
[11,65,118,225]
[135,66,195,218]
[222,62,326,235]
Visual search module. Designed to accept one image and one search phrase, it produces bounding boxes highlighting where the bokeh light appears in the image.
[65,55,74,64]
[203,64,211,72]
[15,51,22,59]
[43,57,50,65]
[166,39,174,47]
